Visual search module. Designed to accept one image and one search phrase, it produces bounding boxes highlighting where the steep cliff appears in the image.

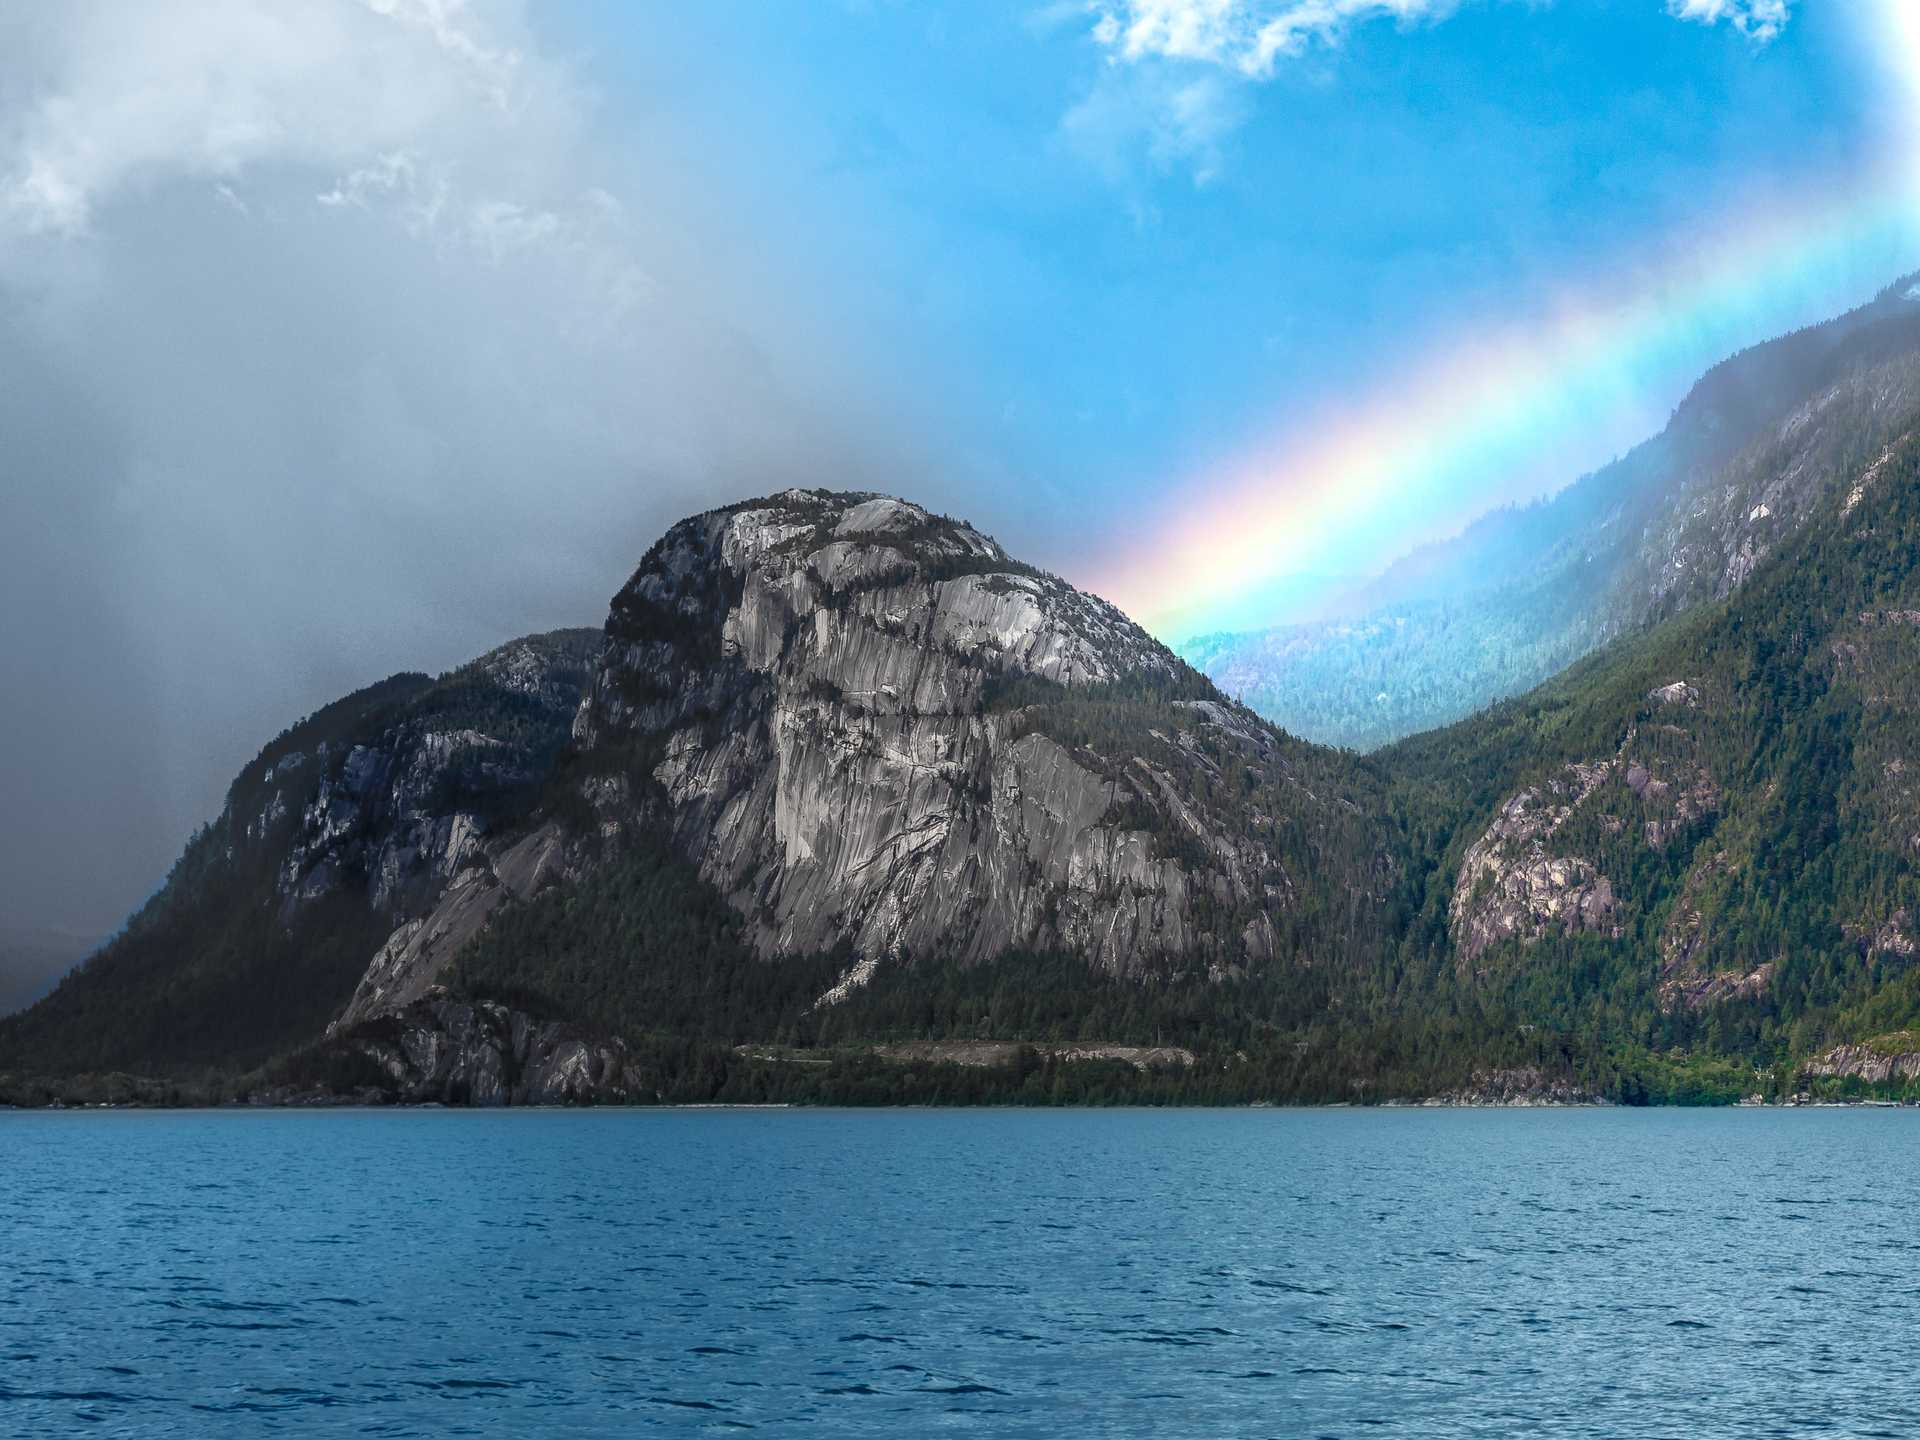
[350,490,1399,1025]
[578,491,1389,977]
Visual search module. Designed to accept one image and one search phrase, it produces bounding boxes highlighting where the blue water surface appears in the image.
[4,1106,1918,1437]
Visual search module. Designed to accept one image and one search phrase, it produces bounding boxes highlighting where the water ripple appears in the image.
[6,1108,1920,1436]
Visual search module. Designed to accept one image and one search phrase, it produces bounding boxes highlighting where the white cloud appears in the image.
[1068,0,1793,185]
[360,0,522,105]
[0,1,943,930]
[1665,0,1790,43]
[1,1,510,238]
[1090,0,1458,79]
[1062,66,1246,190]
[1065,0,1456,186]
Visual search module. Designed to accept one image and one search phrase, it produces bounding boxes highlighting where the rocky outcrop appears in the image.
[267,631,598,919]
[336,990,649,1105]
[1648,680,1699,709]
[331,821,584,1030]
[1449,761,1621,969]
[1412,1067,1608,1106]
[1804,1034,1920,1086]
[1842,909,1919,962]
[1451,722,1721,972]
[1659,960,1774,1012]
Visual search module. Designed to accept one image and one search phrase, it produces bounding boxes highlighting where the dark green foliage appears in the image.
[1376,405,1920,1079]
[453,837,850,1045]
[0,823,393,1074]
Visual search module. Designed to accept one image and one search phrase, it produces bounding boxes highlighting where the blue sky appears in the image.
[558,1,1905,603]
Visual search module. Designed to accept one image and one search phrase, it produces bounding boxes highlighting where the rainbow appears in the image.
[1084,0,1920,643]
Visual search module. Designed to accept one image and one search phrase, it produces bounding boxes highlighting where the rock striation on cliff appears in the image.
[576,491,1367,974]
[1804,1033,1920,1087]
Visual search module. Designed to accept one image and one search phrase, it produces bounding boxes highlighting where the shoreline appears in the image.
[6,1097,1917,1113]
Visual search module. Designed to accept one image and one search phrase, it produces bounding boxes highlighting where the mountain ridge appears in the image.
[14,300,1920,1104]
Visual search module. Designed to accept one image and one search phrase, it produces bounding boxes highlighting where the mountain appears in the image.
[1185,276,1920,749]
[0,631,601,1077]
[0,492,1398,1104]
[10,404,1920,1105]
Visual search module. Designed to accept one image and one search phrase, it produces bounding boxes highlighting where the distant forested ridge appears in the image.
[1186,277,1920,750]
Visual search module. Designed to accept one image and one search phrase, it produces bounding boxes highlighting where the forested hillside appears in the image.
[1377,409,1920,1095]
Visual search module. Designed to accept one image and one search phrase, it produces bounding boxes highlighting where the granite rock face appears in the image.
[555,490,1382,993]
[225,630,602,1035]
[339,989,648,1105]
[331,820,582,1030]
[1804,1037,1920,1086]
[1449,761,1622,971]
[248,630,599,923]
[1450,721,1721,974]
[322,490,1391,1028]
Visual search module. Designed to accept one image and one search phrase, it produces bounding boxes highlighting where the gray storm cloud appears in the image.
[0,0,943,938]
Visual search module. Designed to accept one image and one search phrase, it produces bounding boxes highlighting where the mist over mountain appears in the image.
[1185,277,1920,750]
[0,930,98,1020]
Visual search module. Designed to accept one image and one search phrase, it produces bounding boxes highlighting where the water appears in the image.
[4,1107,1919,1438]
